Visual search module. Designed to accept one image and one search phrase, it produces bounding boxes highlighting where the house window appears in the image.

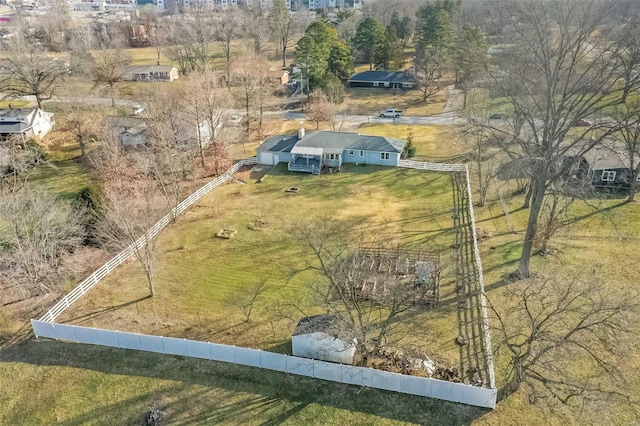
[327,153,339,160]
[402,83,413,88]
[349,150,355,156]
[384,82,390,87]
[380,152,390,160]
[636,173,640,182]
[373,82,379,87]
[359,150,364,157]
[601,170,616,182]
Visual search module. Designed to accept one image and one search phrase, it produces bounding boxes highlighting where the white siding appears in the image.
[342,150,401,167]
[257,151,291,165]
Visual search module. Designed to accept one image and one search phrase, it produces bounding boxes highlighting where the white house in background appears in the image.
[0,108,54,141]
[107,115,220,148]
[292,314,357,365]
[122,65,179,82]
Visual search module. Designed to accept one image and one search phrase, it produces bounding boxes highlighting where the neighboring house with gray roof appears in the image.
[292,314,357,365]
[0,107,54,141]
[582,144,639,187]
[256,126,406,175]
[122,65,179,82]
[347,71,417,89]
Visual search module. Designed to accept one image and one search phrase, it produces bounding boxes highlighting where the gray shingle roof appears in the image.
[295,131,405,153]
[0,108,36,134]
[257,134,298,153]
[347,71,416,84]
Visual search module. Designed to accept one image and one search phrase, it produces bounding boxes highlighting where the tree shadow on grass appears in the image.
[1,339,491,425]
[62,296,152,326]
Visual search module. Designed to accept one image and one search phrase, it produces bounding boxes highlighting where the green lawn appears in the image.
[56,164,460,365]
[356,124,464,162]
[26,159,91,200]
[343,87,447,117]
[0,339,488,425]
[2,119,639,423]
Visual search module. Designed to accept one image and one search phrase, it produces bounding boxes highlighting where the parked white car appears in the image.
[379,109,403,118]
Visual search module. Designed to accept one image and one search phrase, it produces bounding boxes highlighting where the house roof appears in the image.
[123,65,176,75]
[582,146,630,170]
[257,134,298,153]
[292,314,352,341]
[258,131,405,155]
[295,131,405,153]
[0,108,34,120]
[0,108,46,134]
[347,71,416,84]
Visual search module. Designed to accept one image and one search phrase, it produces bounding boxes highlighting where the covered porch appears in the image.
[289,146,323,175]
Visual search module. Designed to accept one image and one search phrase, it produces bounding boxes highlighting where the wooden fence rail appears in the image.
[39,158,254,323]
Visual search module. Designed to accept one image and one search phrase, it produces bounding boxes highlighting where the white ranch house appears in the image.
[257,127,406,174]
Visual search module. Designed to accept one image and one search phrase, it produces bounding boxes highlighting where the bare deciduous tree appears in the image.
[92,48,132,108]
[232,51,268,139]
[224,279,268,322]
[477,0,640,278]
[0,136,46,193]
[292,217,437,367]
[215,9,240,89]
[460,122,500,207]
[57,102,103,158]
[141,90,196,216]
[165,8,216,74]
[0,36,74,109]
[306,90,337,130]
[414,48,445,103]
[99,183,164,298]
[0,189,86,295]
[241,4,270,55]
[184,69,232,168]
[490,276,638,411]
[268,0,294,67]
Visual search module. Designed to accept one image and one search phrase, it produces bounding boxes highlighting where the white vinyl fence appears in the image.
[464,166,495,389]
[39,158,257,323]
[31,320,497,409]
[31,156,497,409]
[398,159,467,172]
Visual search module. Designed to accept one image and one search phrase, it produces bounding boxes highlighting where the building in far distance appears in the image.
[122,65,179,82]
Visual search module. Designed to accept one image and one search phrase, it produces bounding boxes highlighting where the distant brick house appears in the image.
[122,65,179,82]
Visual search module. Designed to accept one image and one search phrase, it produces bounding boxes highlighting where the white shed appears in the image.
[292,314,357,365]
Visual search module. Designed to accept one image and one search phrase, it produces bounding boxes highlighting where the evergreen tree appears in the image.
[352,17,388,71]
